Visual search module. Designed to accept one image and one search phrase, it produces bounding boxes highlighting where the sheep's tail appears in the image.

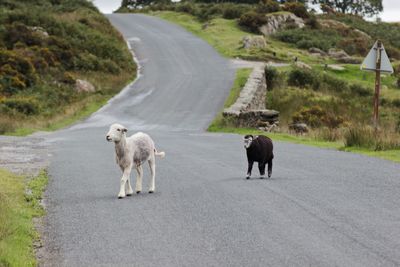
[154,149,165,158]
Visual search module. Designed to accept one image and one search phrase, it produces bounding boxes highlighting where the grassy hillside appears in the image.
[0,0,136,135]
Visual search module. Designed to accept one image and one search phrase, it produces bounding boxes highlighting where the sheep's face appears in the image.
[243,135,253,149]
[106,123,127,142]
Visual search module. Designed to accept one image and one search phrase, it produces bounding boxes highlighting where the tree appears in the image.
[313,0,383,16]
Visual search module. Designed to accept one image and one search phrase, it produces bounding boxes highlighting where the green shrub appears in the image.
[264,65,279,90]
[238,11,267,33]
[274,28,339,51]
[305,15,320,29]
[282,2,309,19]
[1,96,41,115]
[321,74,348,93]
[222,4,247,19]
[176,3,196,15]
[256,0,280,14]
[287,68,315,88]
[349,84,371,97]
[292,105,345,128]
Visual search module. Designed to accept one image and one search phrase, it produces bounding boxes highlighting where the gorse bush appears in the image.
[238,11,267,33]
[287,68,315,88]
[282,2,309,19]
[292,105,345,128]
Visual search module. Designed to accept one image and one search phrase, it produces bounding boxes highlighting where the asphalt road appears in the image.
[43,14,400,266]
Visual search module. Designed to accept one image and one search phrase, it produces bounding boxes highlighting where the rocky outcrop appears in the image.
[223,64,279,129]
[259,12,305,36]
[319,19,371,40]
[309,47,326,56]
[242,35,267,50]
[328,49,361,64]
[75,79,95,93]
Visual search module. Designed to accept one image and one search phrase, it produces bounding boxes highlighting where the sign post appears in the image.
[361,40,393,131]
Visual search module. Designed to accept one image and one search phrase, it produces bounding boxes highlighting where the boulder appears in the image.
[242,35,267,50]
[29,26,49,38]
[259,12,305,36]
[308,47,326,56]
[75,79,95,93]
[337,57,361,64]
[295,61,312,70]
[328,48,349,59]
[289,123,308,133]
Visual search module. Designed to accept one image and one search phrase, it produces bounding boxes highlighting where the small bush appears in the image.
[256,0,280,14]
[349,84,371,97]
[264,65,279,90]
[282,2,309,19]
[305,15,320,29]
[222,4,246,19]
[287,68,314,88]
[292,105,344,128]
[176,3,196,15]
[238,11,267,33]
[1,96,41,115]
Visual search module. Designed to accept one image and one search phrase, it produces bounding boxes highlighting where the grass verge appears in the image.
[0,169,49,266]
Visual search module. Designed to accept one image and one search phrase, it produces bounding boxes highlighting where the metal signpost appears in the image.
[361,40,394,131]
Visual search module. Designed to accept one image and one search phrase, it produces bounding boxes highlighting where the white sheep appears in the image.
[106,123,165,198]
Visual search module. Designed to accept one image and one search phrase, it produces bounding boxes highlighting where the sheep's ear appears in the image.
[122,128,127,133]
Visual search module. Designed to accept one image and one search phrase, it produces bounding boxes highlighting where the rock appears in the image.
[328,48,349,59]
[242,35,267,50]
[326,64,345,71]
[259,12,305,36]
[295,61,312,70]
[308,47,326,56]
[337,57,361,64]
[28,26,49,38]
[75,79,95,93]
[289,123,308,133]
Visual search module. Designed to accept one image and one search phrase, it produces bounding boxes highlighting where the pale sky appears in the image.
[93,0,400,22]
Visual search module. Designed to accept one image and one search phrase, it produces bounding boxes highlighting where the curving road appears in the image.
[43,14,400,266]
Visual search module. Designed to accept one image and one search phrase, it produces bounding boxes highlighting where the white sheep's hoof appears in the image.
[149,190,154,194]
[118,193,126,199]
[260,175,265,179]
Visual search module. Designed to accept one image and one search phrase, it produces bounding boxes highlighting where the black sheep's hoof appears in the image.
[136,191,141,194]
[149,190,154,194]
[126,193,133,196]
[118,196,123,199]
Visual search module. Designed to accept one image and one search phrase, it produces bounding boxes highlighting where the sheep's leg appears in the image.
[246,160,254,179]
[148,159,156,193]
[258,162,266,179]
[135,165,143,194]
[125,176,134,196]
[118,165,132,199]
[267,158,273,178]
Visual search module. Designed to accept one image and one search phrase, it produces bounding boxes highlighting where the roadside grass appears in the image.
[4,71,135,136]
[0,169,48,267]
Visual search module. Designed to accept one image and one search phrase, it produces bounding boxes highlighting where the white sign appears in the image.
[361,41,393,74]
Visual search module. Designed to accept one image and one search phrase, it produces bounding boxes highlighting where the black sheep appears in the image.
[243,135,274,179]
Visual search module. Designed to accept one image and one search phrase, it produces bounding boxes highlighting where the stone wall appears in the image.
[223,64,279,128]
